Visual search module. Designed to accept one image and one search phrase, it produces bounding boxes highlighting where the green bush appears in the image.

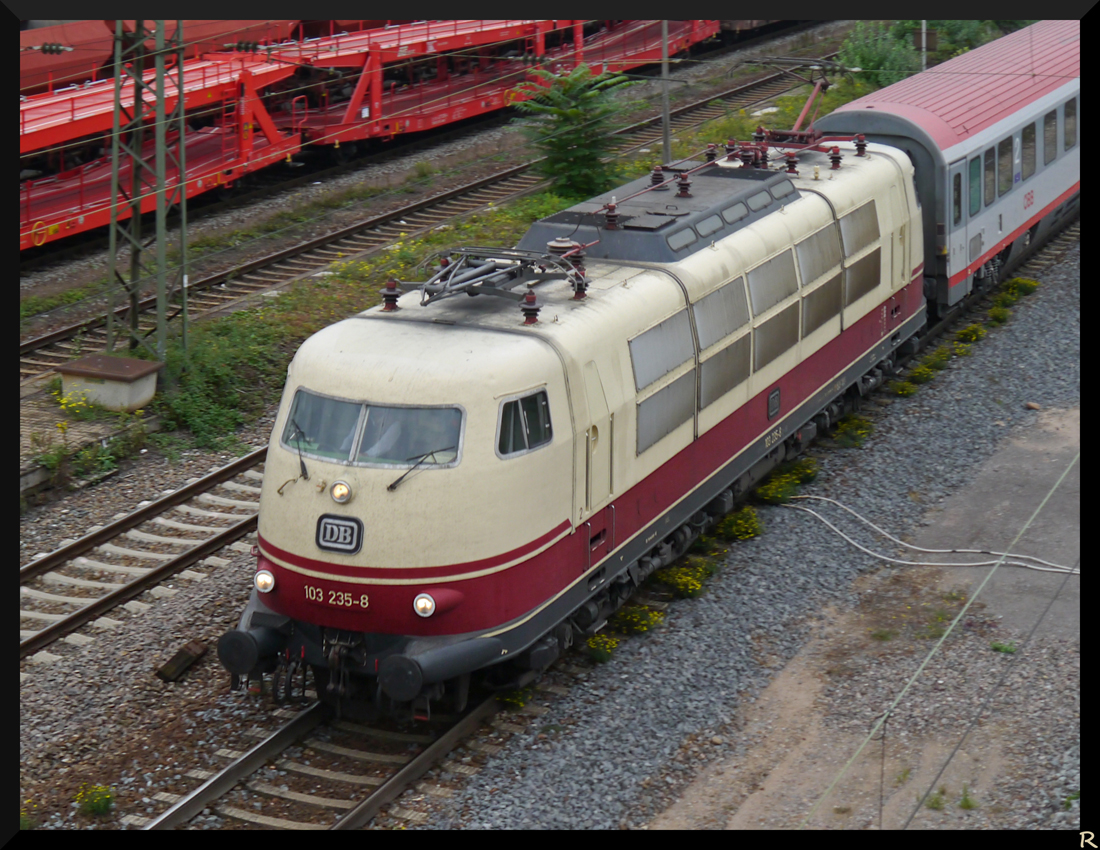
[1010,276,1040,295]
[75,784,113,816]
[987,306,1011,325]
[755,471,801,504]
[654,556,719,598]
[609,603,665,634]
[923,345,951,370]
[715,505,762,540]
[956,323,987,343]
[909,364,936,384]
[585,633,619,663]
[834,414,873,448]
[891,380,918,396]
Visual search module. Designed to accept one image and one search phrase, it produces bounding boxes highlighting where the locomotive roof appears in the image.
[515,161,800,264]
[818,19,1079,154]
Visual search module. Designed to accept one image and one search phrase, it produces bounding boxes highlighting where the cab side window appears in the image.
[498,391,552,456]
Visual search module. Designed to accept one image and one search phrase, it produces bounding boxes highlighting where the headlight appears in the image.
[255,570,275,593]
[413,593,436,617]
[331,480,352,504]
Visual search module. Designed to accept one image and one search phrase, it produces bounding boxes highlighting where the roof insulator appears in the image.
[706,143,718,162]
[381,279,401,311]
[604,200,619,230]
[739,146,755,168]
[676,173,692,198]
[547,236,579,256]
[650,165,667,188]
[830,146,842,170]
[786,152,799,175]
[855,134,867,156]
[521,289,541,324]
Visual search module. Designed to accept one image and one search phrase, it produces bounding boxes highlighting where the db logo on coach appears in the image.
[316,515,363,554]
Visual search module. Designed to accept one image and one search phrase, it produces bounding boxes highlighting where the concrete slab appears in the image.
[914,407,1080,638]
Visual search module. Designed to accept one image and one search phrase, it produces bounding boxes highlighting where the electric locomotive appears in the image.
[218,135,925,716]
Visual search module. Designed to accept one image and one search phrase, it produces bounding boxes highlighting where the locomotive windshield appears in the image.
[281,388,462,467]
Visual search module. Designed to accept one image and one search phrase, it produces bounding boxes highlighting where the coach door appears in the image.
[947,159,970,302]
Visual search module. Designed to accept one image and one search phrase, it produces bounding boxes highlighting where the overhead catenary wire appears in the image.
[795,449,1080,829]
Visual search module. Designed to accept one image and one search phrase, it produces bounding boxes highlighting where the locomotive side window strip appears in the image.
[794,225,843,287]
[721,201,748,224]
[968,157,981,217]
[952,173,962,226]
[628,309,694,392]
[838,201,879,256]
[997,137,1012,196]
[770,179,796,199]
[1064,98,1076,149]
[984,148,995,207]
[636,370,695,454]
[844,249,880,306]
[497,390,552,458]
[1043,110,1057,165]
[699,334,750,409]
[696,214,723,238]
[692,278,749,350]
[666,228,698,252]
[1021,123,1036,181]
[753,302,799,372]
[747,190,772,212]
[746,249,797,316]
[802,272,842,337]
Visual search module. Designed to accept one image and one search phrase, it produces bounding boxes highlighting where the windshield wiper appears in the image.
[387,445,456,492]
[290,418,310,481]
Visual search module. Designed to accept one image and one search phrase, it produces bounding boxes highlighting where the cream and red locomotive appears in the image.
[218,20,1078,716]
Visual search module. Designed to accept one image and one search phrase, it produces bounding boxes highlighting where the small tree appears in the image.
[511,64,636,198]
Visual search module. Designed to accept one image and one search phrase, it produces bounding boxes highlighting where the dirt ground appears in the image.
[649,408,1080,830]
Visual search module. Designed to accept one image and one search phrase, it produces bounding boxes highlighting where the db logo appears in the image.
[1024,190,1035,210]
[316,515,363,554]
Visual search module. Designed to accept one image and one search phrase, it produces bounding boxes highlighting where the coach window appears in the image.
[997,137,1012,196]
[1043,110,1057,164]
[968,157,981,216]
[1064,98,1076,149]
[497,390,552,457]
[952,173,962,225]
[1021,123,1036,181]
[983,149,995,207]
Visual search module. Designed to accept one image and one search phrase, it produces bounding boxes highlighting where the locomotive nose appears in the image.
[217,626,286,675]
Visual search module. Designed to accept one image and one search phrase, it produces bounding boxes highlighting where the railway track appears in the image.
[138,695,502,830]
[19,67,815,383]
[19,447,267,664]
